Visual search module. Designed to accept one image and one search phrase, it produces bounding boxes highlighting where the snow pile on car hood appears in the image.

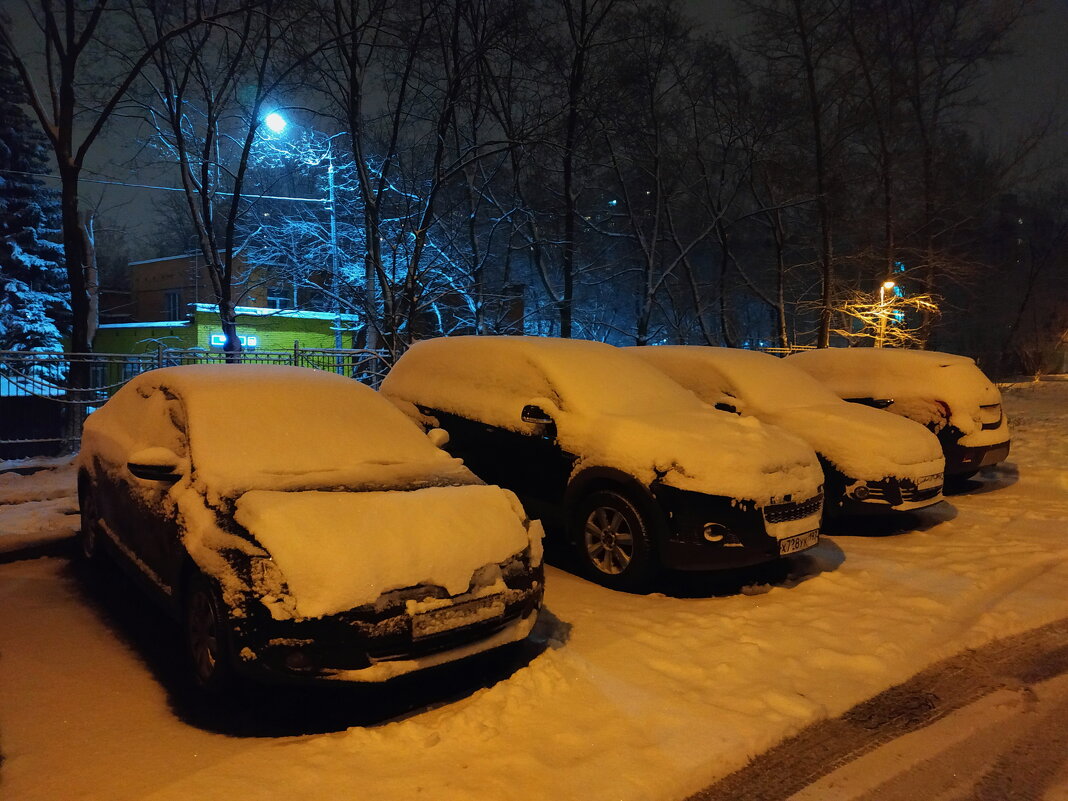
[786,348,1009,446]
[383,337,823,503]
[630,346,944,481]
[234,484,534,618]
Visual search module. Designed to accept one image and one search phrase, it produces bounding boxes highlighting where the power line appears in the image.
[0,168,328,204]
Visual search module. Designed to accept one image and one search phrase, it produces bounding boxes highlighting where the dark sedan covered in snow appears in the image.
[381,336,825,592]
[630,346,945,514]
[77,365,543,691]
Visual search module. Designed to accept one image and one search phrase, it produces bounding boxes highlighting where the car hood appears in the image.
[556,409,823,504]
[232,484,535,619]
[758,402,945,482]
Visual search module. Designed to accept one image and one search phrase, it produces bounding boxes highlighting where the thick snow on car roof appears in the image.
[383,336,825,504]
[114,364,460,492]
[382,335,708,426]
[787,347,1005,440]
[629,346,842,412]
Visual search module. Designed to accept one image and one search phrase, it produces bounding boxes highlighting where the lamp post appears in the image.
[263,113,344,353]
[876,280,896,348]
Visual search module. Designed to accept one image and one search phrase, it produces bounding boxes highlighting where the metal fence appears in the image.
[0,347,392,459]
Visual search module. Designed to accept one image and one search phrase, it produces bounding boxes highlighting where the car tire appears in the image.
[572,489,658,592]
[184,573,235,693]
[77,477,103,563]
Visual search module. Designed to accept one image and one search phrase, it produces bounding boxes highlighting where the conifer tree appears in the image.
[0,46,66,353]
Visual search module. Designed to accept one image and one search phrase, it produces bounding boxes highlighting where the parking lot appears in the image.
[1,381,1067,801]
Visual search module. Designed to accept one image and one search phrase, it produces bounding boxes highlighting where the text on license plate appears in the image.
[779,529,819,556]
[412,596,506,639]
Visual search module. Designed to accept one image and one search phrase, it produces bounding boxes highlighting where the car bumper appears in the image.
[942,438,1011,476]
[653,485,822,571]
[228,580,543,684]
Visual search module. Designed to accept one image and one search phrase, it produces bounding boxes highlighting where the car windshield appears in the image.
[530,344,710,417]
[171,368,454,487]
[712,355,842,412]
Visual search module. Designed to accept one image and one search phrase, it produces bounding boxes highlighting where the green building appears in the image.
[94,304,361,355]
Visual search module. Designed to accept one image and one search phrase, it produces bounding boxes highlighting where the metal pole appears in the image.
[876,285,887,348]
[326,142,343,371]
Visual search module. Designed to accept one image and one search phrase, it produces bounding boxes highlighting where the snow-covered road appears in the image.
[1,380,1066,801]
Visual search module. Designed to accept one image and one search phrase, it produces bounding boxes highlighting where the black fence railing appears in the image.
[0,347,392,459]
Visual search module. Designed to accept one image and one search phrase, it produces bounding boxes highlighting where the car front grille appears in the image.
[763,493,823,524]
[900,485,942,503]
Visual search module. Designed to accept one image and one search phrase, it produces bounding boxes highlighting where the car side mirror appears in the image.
[127,446,184,482]
[427,428,450,448]
[521,404,554,426]
[846,397,895,410]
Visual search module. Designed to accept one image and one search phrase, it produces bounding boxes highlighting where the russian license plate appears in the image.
[779,529,819,556]
[412,596,506,639]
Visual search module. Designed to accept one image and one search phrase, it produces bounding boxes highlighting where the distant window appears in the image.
[164,291,181,320]
[267,294,291,309]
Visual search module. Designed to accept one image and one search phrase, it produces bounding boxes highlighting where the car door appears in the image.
[108,387,190,600]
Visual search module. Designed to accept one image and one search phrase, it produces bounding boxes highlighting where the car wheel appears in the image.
[77,477,103,563]
[573,489,658,591]
[184,573,234,693]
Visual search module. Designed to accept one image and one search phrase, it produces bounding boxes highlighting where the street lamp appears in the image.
[262,112,344,353]
[876,280,896,348]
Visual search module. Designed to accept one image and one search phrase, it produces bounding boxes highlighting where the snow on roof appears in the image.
[629,346,842,412]
[787,348,1006,444]
[84,364,467,498]
[382,336,824,504]
[97,321,193,329]
[192,303,361,322]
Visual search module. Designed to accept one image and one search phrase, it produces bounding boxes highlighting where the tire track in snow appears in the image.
[685,616,1068,801]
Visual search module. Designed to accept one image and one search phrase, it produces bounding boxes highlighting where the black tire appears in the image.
[77,477,103,563]
[572,489,658,592]
[183,573,235,693]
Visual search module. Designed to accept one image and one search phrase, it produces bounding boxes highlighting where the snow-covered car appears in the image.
[787,348,1011,479]
[77,365,543,691]
[629,346,945,514]
[380,336,825,591]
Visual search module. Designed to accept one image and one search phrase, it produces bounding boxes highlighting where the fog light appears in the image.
[703,523,727,542]
[853,485,870,500]
[284,649,314,672]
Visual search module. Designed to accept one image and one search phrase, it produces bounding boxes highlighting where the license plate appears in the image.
[411,596,506,639]
[779,529,819,556]
[979,444,1010,467]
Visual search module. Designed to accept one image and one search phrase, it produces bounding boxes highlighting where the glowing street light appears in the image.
[264,112,288,134]
[876,280,896,348]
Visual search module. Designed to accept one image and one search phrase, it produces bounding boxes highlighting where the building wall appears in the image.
[95,307,359,355]
[130,254,281,321]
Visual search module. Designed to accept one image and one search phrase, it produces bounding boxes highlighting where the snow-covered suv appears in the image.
[381,336,825,591]
[787,348,1011,479]
[630,346,945,514]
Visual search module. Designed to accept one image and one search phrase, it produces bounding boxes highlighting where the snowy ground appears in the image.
[1,380,1066,801]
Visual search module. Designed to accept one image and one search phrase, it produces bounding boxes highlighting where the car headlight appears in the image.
[249,557,297,620]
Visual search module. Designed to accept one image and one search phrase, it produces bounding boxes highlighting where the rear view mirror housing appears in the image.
[127,447,184,482]
[521,397,560,436]
[427,428,450,449]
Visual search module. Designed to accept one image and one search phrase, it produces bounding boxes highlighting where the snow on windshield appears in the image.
[157,365,456,488]
[630,346,841,413]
